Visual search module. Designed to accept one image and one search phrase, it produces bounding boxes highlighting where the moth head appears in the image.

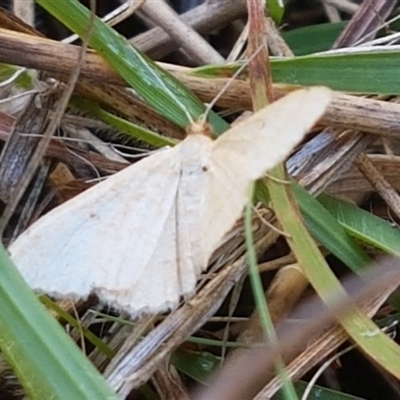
[186,115,213,138]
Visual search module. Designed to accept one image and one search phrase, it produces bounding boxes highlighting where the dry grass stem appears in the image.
[140,0,224,64]
[356,152,400,219]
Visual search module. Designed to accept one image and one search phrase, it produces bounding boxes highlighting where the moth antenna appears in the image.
[201,44,266,126]
[178,42,266,134]
[185,43,266,137]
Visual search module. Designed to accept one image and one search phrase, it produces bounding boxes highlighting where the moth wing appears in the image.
[197,87,332,263]
[172,135,214,276]
[211,87,332,180]
[9,145,190,316]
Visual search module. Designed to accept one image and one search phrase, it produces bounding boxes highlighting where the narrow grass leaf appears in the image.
[283,22,348,56]
[292,182,371,272]
[40,296,116,359]
[171,350,220,384]
[245,188,298,400]
[193,50,400,95]
[0,244,117,399]
[266,0,285,24]
[271,51,400,94]
[318,193,400,257]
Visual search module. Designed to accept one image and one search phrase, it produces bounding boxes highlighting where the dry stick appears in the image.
[131,0,247,58]
[321,92,400,138]
[0,6,38,33]
[356,153,400,219]
[102,0,145,27]
[152,359,190,400]
[324,0,359,14]
[0,4,40,224]
[332,0,397,48]
[11,161,51,239]
[0,8,94,234]
[3,29,400,138]
[0,91,57,236]
[264,17,292,57]
[322,1,341,23]
[192,257,400,400]
[0,93,51,204]
[12,0,35,26]
[140,0,224,65]
[328,154,400,196]
[227,21,248,61]
[245,265,309,345]
[64,0,146,44]
[246,0,273,104]
[295,132,372,196]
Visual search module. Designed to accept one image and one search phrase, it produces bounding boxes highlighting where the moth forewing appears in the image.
[9,146,183,308]
[211,87,333,180]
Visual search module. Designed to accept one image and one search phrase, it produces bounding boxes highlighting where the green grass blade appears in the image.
[271,50,400,94]
[292,182,371,272]
[193,50,400,95]
[40,296,116,360]
[318,193,400,257]
[245,188,298,400]
[36,0,229,134]
[283,22,348,56]
[266,0,285,24]
[0,244,117,399]
[171,350,220,384]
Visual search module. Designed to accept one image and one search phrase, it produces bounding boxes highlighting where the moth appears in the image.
[8,87,332,317]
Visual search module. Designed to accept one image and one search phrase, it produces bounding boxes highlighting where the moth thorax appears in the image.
[186,120,213,138]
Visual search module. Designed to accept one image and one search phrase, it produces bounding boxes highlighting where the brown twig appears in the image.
[140,0,224,64]
[333,0,397,48]
[356,152,400,219]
